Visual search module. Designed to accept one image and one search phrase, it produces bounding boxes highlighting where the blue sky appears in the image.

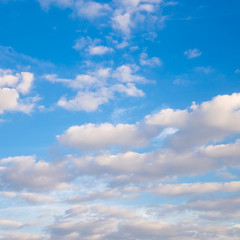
[0,0,240,239]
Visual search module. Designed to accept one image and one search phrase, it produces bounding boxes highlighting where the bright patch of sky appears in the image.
[0,0,240,239]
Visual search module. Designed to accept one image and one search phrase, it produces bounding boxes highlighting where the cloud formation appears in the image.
[45,65,148,111]
[0,69,37,114]
[184,48,202,59]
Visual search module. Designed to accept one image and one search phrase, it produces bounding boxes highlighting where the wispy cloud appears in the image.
[184,48,202,59]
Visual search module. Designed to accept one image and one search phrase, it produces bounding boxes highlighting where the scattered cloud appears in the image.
[88,45,114,55]
[57,88,113,112]
[112,11,132,35]
[45,65,148,112]
[0,69,37,114]
[113,65,147,83]
[74,0,111,19]
[37,0,169,37]
[195,66,214,74]
[140,52,162,67]
[37,0,110,19]
[184,48,202,59]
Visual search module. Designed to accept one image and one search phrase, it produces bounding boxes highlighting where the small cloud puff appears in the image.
[184,48,202,59]
[0,69,37,114]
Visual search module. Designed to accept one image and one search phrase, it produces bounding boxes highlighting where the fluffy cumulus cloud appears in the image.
[45,65,148,112]
[57,88,113,112]
[58,92,240,151]
[145,92,240,148]
[0,69,36,114]
[57,123,148,150]
[53,92,240,185]
[1,93,240,192]
[0,156,72,192]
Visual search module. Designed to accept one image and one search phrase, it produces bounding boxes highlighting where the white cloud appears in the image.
[113,65,147,83]
[46,65,148,111]
[0,69,34,92]
[75,0,110,19]
[88,45,113,55]
[112,11,132,35]
[57,123,148,150]
[57,88,113,112]
[73,37,113,56]
[37,0,168,37]
[38,0,110,19]
[54,92,240,183]
[145,108,188,127]
[44,73,100,89]
[201,139,240,167]
[112,83,145,97]
[73,37,91,51]
[0,69,36,114]
[0,156,72,192]
[139,4,154,12]
[184,48,202,59]
[111,0,166,36]
[151,181,240,196]
[0,88,19,113]
[145,93,240,149]
[140,52,162,67]
[65,148,218,184]
[0,69,19,87]
[16,72,34,94]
